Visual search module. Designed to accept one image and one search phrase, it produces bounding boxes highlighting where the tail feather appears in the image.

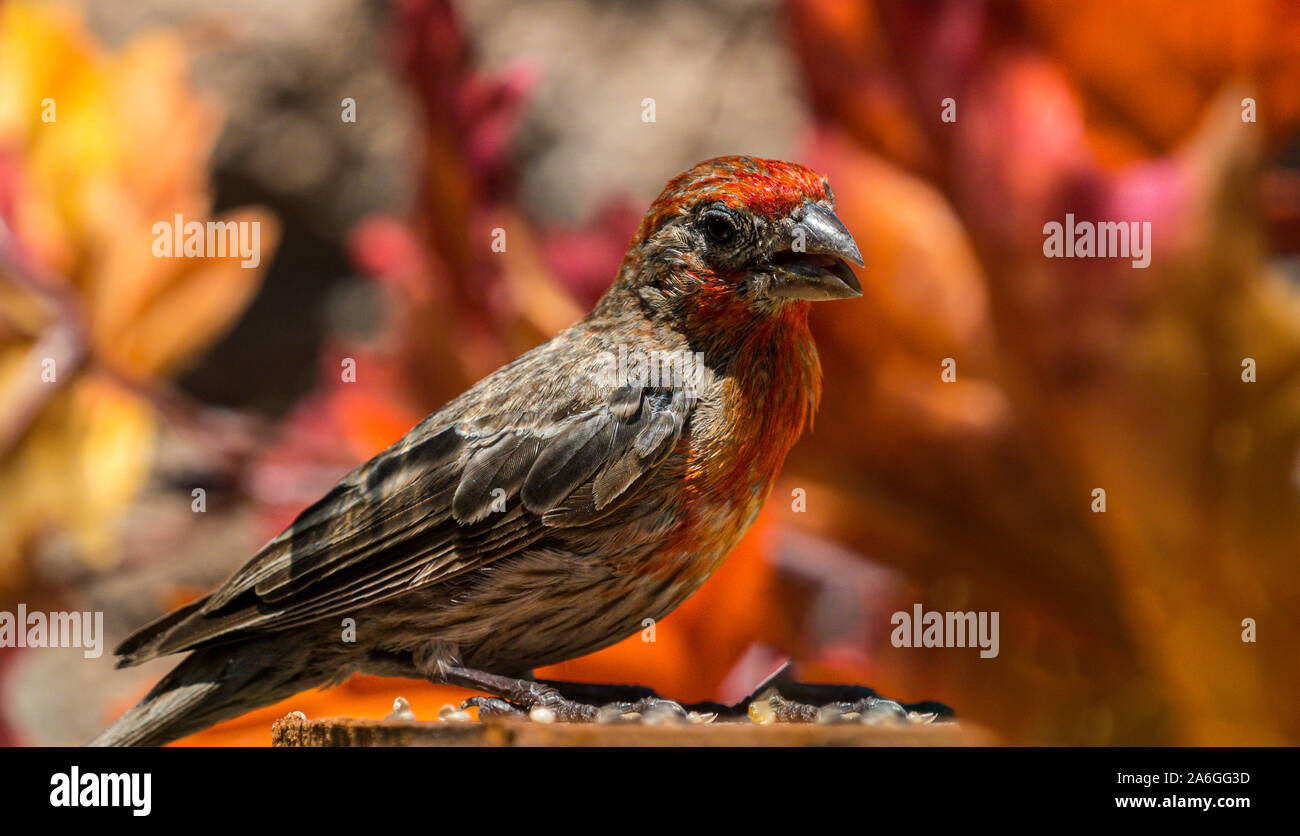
[114,595,211,668]
[90,638,329,746]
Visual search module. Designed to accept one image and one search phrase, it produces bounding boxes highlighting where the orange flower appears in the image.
[0,1,279,586]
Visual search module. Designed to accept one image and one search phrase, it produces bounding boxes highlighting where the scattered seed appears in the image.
[816,705,845,724]
[384,696,415,721]
[437,703,471,723]
[748,689,778,725]
[596,704,626,724]
[643,706,683,725]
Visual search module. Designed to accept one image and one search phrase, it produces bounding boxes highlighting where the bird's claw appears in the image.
[460,691,690,723]
[460,696,525,719]
[732,663,953,724]
[460,686,601,722]
[442,663,951,725]
[741,686,949,726]
[744,688,910,724]
[594,697,688,724]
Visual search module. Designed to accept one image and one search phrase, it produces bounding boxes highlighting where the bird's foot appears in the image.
[437,662,951,724]
[742,688,912,724]
[441,665,688,722]
[729,662,953,724]
[459,691,596,722]
[461,693,694,724]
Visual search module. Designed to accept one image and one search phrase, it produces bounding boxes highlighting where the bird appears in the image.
[90,155,865,745]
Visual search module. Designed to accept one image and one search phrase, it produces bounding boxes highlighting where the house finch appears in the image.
[91,155,865,745]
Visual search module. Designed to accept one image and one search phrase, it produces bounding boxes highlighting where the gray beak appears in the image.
[767,201,863,301]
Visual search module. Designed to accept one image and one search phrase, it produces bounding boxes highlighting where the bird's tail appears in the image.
[88,637,330,747]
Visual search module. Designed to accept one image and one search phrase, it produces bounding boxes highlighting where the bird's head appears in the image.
[617,156,863,329]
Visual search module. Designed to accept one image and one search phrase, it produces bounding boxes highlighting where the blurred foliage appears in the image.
[785,0,1300,744]
[3,0,1297,746]
[0,1,278,589]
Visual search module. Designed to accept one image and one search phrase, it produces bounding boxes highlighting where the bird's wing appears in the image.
[115,383,694,664]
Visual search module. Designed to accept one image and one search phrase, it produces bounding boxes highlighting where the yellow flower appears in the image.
[0,1,279,586]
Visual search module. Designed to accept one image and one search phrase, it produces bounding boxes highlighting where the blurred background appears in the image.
[1,0,1298,745]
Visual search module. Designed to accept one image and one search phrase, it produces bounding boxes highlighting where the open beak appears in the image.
[767,202,864,301]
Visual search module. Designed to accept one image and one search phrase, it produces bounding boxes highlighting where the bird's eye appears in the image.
[701,209,737,244]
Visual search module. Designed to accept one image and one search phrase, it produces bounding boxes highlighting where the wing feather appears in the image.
[116,379,695,665]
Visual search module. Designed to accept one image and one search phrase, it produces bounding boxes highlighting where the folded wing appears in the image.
[116,382,693,665]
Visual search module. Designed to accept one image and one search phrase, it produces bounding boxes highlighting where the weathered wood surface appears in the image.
[271,713,995,746]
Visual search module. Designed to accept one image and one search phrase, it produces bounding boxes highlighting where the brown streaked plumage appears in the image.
[91,156,863,745]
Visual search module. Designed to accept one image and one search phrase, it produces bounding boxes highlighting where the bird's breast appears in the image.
[639,308,821,585]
